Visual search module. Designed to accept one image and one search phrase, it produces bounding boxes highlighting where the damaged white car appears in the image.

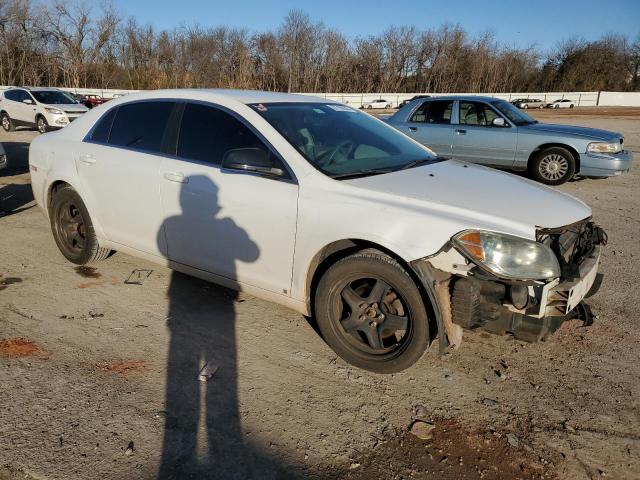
[29,90,606,373]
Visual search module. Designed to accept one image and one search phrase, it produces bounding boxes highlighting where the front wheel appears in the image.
[530,147,576,185]
[49,185,112,264]
[314,250,431,373]
[36,116,49,134]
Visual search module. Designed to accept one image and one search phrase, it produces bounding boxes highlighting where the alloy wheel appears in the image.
[539,153,569,181]
[338,277,411,354]
[2,115,9,130]
[37,118,46,133]
[55,201,86,254]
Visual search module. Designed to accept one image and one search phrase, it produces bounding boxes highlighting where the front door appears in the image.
[159,102,298,295]
[451,101,516,167]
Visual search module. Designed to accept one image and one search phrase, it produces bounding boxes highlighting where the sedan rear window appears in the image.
[109,102,174,152]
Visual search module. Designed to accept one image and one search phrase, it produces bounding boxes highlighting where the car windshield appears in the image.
[253,102,441,178]
[31,90,78,105]
[491,100,537,126]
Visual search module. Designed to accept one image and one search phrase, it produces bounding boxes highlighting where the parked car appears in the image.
[546,99,575,109]
[512,98,545,109]
[0,142,6,170]
[399,95,430,108]
[362,98,392,109]
[71,93,88,104]
[84,94,106,109]
[30,89,606,372]
[384,95,632,185]
[0,87,89,133]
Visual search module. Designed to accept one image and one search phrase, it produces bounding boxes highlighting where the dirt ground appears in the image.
[1,109,639,480]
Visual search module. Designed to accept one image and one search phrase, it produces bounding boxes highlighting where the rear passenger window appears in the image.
[4,90,18,101]
[178,103,269,165]
[411,100,453,124]
[89,108,117,143]
[109,101,174,152]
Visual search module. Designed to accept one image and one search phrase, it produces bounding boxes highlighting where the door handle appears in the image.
[455,129,467,135]
[79,154,96,165]
[163,171,188,183]
[409,126,418,132]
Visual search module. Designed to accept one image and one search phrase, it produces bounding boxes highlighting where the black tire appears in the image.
[49,184,112,265]
[36,115,49,134]
[314,250,431,373]
[569,104,574,108]
[1,112,15,132]
[529,147,576,185]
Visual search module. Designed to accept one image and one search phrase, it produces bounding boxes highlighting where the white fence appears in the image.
[1,85,639,107]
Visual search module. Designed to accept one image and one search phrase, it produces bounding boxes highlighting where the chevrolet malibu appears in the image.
[384,95,632,185]
[29,90,606,373]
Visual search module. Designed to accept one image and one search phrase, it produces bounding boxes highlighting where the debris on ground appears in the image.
[124,441,135,456]
[124,269,153,285]
[74,266,101,279]
[409,420,435,440]
[506,433,519,447]
[197,362,218,382]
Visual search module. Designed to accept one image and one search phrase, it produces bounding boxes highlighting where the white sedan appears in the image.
[29,89,605,372]
[362,98,392,109]
[546,99,576,108]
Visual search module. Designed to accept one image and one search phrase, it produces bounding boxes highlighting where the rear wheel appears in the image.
[530,147,576,185]
[49,185,111,264]
[1,113,14,132]
[314,250,431,373]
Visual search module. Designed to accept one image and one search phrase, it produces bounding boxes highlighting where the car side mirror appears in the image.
[22,99,34,105]
[222,147,285,178]
[492,117,507,127]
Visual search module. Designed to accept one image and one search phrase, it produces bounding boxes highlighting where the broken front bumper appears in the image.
[411,223,604,347]
[449,244,601,342]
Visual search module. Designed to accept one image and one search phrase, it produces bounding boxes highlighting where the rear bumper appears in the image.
[579,150,633,177]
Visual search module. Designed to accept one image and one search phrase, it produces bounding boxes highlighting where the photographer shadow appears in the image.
[157,175,293,479]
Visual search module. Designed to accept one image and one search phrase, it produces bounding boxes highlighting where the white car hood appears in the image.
[46,103,88,112]
[344,160,591,231]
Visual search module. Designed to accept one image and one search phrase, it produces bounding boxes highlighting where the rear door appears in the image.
[397,99,454,156]
[159,102,298,294]
[451,100,516,167]
[76,101,176,256]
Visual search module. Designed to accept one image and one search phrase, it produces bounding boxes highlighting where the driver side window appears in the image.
[459,102,500,127]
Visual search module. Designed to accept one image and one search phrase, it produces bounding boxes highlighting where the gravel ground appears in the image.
[1,109,639,480]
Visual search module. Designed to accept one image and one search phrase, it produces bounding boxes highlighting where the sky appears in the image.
[110,0,640,52]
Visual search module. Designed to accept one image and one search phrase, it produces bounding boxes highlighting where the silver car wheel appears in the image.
[37,117,46,133]
[539,153,569,181]
[2,116,9,130]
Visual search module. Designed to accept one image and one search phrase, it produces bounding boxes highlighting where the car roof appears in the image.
[422,95,503,102]
[130,88,335,105]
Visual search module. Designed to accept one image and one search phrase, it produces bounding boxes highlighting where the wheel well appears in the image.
[306,239,438,337]
[528,143,580,172]
[47,180,70,211]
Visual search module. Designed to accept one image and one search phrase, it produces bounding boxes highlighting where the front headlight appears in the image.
[587,141,621,154]
[453,230,560,280]
[44,107,64,115]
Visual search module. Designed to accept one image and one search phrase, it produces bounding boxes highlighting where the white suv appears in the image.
[29,89,605,372]
[1,87,88,133]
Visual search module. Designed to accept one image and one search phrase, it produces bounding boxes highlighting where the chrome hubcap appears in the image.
[539,154,569,181]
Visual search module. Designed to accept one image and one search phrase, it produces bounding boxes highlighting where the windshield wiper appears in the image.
[330,168,396,179]
[399,157,441,170]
